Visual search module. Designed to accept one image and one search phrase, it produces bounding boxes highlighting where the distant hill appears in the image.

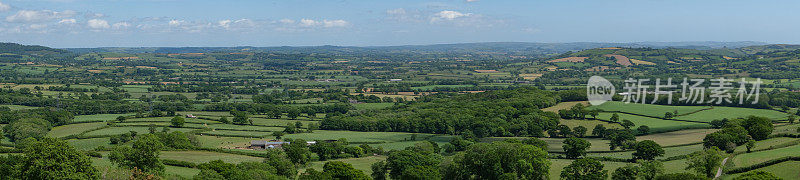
[0,42,70,56]
[62,41,771,56]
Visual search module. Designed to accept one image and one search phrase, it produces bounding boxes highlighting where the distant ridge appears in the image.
[63,41,770,55]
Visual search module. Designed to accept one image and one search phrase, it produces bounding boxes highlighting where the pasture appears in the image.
[595,112,709,133]
[160,151,264,164]
[590,101,709,118]
[676,106,788,122]
[730,144,800,167]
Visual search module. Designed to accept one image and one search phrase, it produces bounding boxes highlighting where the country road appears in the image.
[716,157,729,179]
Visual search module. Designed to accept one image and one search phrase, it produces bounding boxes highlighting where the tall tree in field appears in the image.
[563,137,591,159]
[170,116,185,127]
[109,134,165,173]
[610,113,620,122]
[573,126,587,137]
[561,158,607,180]
[16,138,100,179]
[686,147,724,178]
[632,140,664,161]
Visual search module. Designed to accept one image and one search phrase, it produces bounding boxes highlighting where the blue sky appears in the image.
[0,0,798,47]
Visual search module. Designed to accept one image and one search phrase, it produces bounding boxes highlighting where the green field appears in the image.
[47,122,107,137]
[73,113,135,122]
[67,138,111,151]
[160,151,264,164]
[676,107,788,122]
[590,101,710,117]
[83,127,197,136]
[734,137,799,153]
[595,112,709,133]
[722,161,800,180]
[201,130,273,137]
[730,144,800,167]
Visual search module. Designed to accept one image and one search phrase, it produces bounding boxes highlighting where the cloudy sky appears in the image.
[0,0,799,47]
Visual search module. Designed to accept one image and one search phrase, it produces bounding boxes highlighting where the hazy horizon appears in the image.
[2,0,800,48]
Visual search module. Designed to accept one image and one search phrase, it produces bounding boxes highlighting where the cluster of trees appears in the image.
[309,139,379,161]
[703,116,773,152]
[323,88,569,138]
[203,102,351,117]
[0,138,99,179]
[193,154,297,179]
[0,88,190,115]
[557,104,600,120]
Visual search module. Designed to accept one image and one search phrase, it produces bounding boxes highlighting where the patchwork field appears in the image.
[47,122,107,137]
[730,144,800,167]
[722,161,800,180]
[590,101,710,118]
[595,112,709,133]
[160,151,264,164]
[677,107,788,122]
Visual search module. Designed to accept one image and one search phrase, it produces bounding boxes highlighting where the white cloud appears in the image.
[217,19,231,29]
[168,19,183,26]
[431,10,471,22]
[0,2,10,12]
[278,19,295,24]
[87,19,109,29]
[112,22,130,29]
[6,10,76,23]
[296,18,348,28]
[299,19,317,27]
[466,0,479,2]
[58,18,76,24]
[322,19,348,27]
